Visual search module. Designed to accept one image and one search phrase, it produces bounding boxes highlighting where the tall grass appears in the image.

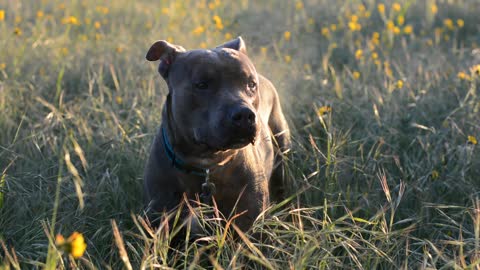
[0,0,479,268]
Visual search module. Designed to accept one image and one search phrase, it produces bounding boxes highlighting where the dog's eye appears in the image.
[194,82,209,90]
[247,80,257,89]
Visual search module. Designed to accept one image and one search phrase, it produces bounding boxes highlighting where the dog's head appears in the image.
[146,37,260,151]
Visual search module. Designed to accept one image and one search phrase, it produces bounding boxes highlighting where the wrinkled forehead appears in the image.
[176,48,256,78]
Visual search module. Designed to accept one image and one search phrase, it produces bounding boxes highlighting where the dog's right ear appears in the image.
[146,40,186,78]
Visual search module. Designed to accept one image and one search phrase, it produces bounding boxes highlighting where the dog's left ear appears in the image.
[216,36,247,55]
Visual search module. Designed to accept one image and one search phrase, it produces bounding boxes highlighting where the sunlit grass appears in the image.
[0,0,479,268]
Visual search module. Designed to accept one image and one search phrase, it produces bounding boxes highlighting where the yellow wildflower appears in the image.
[284,55,292,63]
[330,24,337,31]
[378,4,385,14]
[443,19,454,30]
[60,47,69,56]
[371,52,378,60]
[403,25,413,34]
[396,79,404,88]
[116,96,123,104]
[260,47,267,55]
[95,6,109,14]
[62,16,80,25]
[468,135,478,145]
[317,105,332,115]
[393,26,401,35]
[426,39,433,46]
[387,20,395,31]
[284,31,291,41]
[13,27,22,36]
[431,4,438,14]
[393,3,401,12]
[350,15,358,23]
[296,1,304,10]
[431,170,439,180]
[0,9,4,21]
[0,63,5,70]
[397,15,405,26]
[457,71,469,80]
[457,19,464,28]
[167,37,174,43]
[348,21,361,31]
[321,27,330,37]
[224,32,232,40]
[355,49,363,60]
[303,63,311,71]
[56,232,87,259]
[200,42,207,49]
[36,11,44,19]
[161,7,169,15]
[94,21,101,29]
[307,18,315,25]
[213,15,224,30]
[353,71,360,80]
[358,4,366,12]
[192,26,205,35]
[115,47,124,53]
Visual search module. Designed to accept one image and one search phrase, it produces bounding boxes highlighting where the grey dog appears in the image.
[144,37,291,232]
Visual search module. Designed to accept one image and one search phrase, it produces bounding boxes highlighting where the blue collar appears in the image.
[161,127,208,177]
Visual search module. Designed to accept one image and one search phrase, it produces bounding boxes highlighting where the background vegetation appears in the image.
[0,0,479,268]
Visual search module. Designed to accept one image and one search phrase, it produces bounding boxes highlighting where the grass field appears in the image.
[1,0,480,268]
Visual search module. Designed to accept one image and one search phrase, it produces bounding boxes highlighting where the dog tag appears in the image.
[201,181,216,204]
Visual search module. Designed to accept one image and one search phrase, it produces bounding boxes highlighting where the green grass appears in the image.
[0,0,479,268]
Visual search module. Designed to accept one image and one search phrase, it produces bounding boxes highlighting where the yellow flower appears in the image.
[192,25,205,35]
[378,4,385,14]
[353,71,360,80]
[60,47,69,56]
[457,19,464,28]
[36,11,44,19]
[303,63,311,71]
[330,24,337,31]
[62,16,80,25]
[213,15,224,30]
[403,25,413,34]
[358,4,366,12]
[56,232,87,259]
[348,22,361,31]
[145,22,152,30]
[426,39,433,46]
[431,170,439,180]
[317,105,332,115]
[397,15,405,26]
[468,135,478,145]
[284,31,291,41]
[200,42,207,49]
[13,27,22,36]
[208,1,216,10]
[0,9,4,21]
[396,79,404,88]
[224,32,232,40]
[307,18,315,25]
[94,21,101,29]
[161,7,169,15]
[443,18,454,30]
[355,49,363,60]
[386,20,395,31]
[457,71,469,80]
[321,27,330,37]
[167,37,174,43]
[431,4,438,14]
[371,52,378,60]
[393,3,401,12]
[0,63,5,70]
[260,47,267,55]
[393,26,401,35]
[95,6,109,15]
[295,1,304,10]
[116,96,123,104]
[284,55,292,63]
[115,47,124,53]
[350,15,358,23]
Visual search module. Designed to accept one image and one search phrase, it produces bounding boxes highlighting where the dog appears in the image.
[144,37,291,233]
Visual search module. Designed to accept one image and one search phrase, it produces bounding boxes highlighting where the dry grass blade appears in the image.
[111,219,133,270]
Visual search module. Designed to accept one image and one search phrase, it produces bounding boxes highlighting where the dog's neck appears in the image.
[161,94,237,169]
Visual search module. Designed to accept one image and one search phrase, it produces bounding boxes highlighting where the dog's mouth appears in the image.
[195,134,256,152]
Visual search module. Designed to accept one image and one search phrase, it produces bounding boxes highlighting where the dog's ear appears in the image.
[146,40,186,78]
[216,36,247,54]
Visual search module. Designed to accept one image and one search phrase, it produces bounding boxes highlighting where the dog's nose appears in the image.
[231,107,256,129]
